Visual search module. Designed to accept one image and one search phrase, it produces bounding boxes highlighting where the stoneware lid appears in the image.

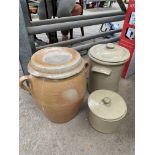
[28,47,85,79]
[89,43,130,64]
[88,89,127,121]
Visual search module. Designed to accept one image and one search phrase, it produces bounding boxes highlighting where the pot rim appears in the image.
[28,61,87,80]
[28,47,86,79]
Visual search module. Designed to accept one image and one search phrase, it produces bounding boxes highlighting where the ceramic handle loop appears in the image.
[19,75,31,93]
[91,65,112,76]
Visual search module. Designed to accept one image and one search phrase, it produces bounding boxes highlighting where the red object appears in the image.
[119,0,135,78]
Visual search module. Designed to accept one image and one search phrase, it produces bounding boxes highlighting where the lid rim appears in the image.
[89,53,129,65]
[28,60,85,79]
[89,108,127,122]
[88,89,127,121]
[88,43,130,64]
[28,47,85,79]
[30,58,82,74]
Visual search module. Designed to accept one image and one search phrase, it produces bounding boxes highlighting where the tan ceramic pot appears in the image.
[19,47,88,123]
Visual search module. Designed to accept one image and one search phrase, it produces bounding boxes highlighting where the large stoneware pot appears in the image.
[88,43,130,92]
[19,47,88,123]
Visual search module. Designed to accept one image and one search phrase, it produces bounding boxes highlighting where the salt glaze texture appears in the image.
[19,69,87,123]
[19,47,88,123]
[63,88,79,102]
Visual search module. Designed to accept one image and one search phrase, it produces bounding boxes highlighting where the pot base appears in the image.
[88,110,122,134]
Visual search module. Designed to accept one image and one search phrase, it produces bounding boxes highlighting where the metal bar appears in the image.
[36,29,122,50]
[26,0,32,21]
[28,15,125,34]
[30,11,125,26]
[20,0,31,26]
[51,0,57,18]
[26,0,38,41]
[117,0,126,12]
[44,0,53,43]
[44,0,49,18]
[20,0,36,54]
[73,36,120,52]
[19,2,33,75]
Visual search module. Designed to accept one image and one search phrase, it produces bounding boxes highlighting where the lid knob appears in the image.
[101,97,111,105]
[106,43,115,49]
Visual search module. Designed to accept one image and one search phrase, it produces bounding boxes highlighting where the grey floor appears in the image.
[20,3,135,155]
[19,68,135,155]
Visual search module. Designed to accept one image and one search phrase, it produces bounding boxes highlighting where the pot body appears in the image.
[20,69,87,123]
[88,89,127,133]
[88,60,125,93]
[89,110,124,133]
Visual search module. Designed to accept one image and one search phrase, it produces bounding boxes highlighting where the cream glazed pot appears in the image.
[88,43,130,92]
[19,47,89,123]
[88,89,127,133]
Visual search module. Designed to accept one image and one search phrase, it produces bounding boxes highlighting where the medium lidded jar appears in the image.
[88,43,130,92]
[19,47,88,123]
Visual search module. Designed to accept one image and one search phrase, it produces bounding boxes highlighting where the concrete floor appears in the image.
[19,67,135,155]
[20,3,135,155]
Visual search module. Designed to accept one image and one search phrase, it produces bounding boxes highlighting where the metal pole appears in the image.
[44,0,53,43]
[30,11,125,26]
[73,36,120,52]
[36,29,122,50]
[26,0,32,21]
[19,2,33,75]
[28,15,125,34]
[26,0,38,42]
[117,0,126,12]
[20,0,36,53]
[51,0,57,18]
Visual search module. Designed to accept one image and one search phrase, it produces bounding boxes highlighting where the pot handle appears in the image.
[84,61,89,74]
[19,75,31,93]
[91,65,112,76]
